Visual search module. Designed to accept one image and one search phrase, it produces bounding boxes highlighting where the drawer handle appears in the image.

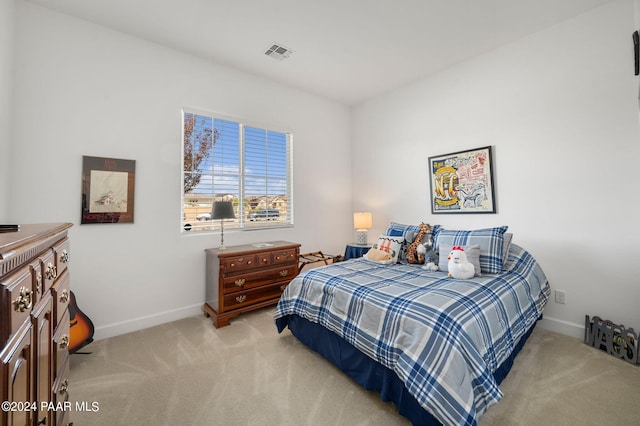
[237,257,244,262]
[275,256,281,261]
[60,249,70,264]
[279,270,288,277]
[59,378,69,395]
[60,289,69,303]
[235,295,246,303]
[46,262,57,280]
[247,260,252,265]
[261,257,268,263]
[280,285,286,291]
[234,279,246,287]
[59,335,69,350]
[14,286,33,312]
[36,272,43,294]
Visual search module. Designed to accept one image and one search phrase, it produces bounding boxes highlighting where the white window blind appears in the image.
[182,110,293,233]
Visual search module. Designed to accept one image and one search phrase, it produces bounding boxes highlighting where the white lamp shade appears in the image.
[353,212,372,230]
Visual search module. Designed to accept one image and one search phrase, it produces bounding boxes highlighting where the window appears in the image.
[182,110,293,233]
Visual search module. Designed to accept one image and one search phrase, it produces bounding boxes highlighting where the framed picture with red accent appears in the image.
[428,146,496,214]
[81,155,136,224]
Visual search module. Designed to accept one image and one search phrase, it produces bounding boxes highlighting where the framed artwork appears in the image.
[81,156,136,224]
[428,146,496,214]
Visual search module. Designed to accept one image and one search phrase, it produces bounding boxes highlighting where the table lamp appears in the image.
[212,201,235,250]
[353,212,372,245]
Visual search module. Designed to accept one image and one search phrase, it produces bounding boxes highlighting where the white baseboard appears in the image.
[92,303,204,341]
[91,307,586,343]
[537,316,584,340]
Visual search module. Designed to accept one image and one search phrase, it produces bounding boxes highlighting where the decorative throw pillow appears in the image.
[375,234,403,263]
[433,226,508,274]
[385,222,418,262]
[385,222,439,263]
[438,243,481,276]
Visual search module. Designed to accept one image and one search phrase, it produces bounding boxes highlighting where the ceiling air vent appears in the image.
[264,43,294,61]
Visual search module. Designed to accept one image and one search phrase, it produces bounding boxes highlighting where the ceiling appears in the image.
[26,0,617,105]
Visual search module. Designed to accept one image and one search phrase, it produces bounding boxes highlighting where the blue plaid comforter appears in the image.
[274,243,550,426]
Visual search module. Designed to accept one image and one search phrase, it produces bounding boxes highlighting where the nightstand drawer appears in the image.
[222,264,297,293]
[223,281,287,310]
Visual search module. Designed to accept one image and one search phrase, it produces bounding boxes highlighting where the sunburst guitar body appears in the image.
[68,291,95,354]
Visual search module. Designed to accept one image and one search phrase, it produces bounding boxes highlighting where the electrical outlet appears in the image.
[555,290,566,304]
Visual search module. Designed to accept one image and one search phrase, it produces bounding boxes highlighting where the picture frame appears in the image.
[428,146,496,214]
[81,156,136,224]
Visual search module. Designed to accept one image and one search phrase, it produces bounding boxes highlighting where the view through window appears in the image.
[182,110,293,233]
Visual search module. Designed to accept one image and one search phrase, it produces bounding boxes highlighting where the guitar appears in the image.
[68,291,95,354]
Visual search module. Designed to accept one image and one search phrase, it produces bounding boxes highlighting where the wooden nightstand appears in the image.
[203,241,300,328]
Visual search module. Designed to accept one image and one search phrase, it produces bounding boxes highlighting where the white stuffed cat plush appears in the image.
[447,246,475,279]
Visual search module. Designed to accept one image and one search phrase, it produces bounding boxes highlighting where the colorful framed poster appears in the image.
[428,146,496,214]
[81,156,136,224]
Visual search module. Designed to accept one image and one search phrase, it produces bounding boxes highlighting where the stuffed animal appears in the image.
[406,223,431,264]
[447,246,475,279]
[422,261,439,271]
[366,248,392,262]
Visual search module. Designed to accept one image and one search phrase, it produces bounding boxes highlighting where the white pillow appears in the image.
[375,235,403,263]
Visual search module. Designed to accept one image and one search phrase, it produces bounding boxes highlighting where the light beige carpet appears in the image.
[69,308,640,425]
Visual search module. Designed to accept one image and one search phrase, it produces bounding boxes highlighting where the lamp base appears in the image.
[355,230,368,245]
[219,222,226,250]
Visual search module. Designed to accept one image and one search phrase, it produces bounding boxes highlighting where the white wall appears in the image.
[11,2,352,339]
[0,0,15,220]
[11,1,640,341]
[352,0,640,338]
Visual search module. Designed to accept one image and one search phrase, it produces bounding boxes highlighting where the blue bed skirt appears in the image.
[276,315,539,426]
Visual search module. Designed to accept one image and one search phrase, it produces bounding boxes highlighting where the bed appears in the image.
[274,225,550,426]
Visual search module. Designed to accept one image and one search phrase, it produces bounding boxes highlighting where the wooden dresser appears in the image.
[204,241,300,328]
[0,223,72,426]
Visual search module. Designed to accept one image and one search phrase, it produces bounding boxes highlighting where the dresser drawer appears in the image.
[53,310,70,381]
[0,266,35,346]
[271,248,298,265]
[39,249,57,294]
[29,258,44,306]
[222,264,297,293]
[51,270,70,327]
[53,238,71,278]
[221,254,259,272]
[52,357,70,409]
[223,281,287,310]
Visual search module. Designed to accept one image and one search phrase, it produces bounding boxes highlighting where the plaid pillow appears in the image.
[438,243,481,276]
[433,226,508,274]
[385,222,440,263]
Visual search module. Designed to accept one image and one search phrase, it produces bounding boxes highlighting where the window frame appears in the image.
[181,108,294,234]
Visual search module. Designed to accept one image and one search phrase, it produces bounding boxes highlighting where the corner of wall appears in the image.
[537,316,585,340]
[93,303,203,341]
[0,0,16,220]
